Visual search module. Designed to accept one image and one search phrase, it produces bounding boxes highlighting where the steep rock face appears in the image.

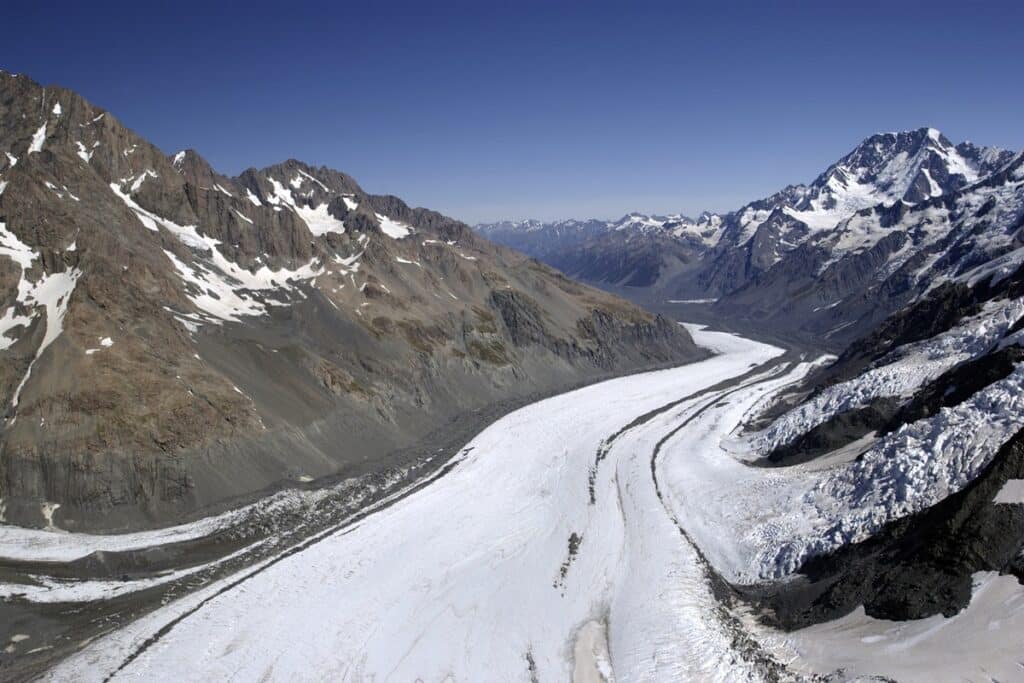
[0,72,704,531]
[699,208,815,296]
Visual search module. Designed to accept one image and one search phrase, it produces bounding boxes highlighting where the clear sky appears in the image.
[6,1,1023,224]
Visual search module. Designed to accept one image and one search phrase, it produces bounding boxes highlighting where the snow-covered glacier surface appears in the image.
[661,359,1024,581]
[40,326,1024,682]
[47,327,787,682]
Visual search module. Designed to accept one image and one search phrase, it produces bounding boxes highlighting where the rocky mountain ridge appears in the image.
[0,72,703,531]
[476,127,1021,346]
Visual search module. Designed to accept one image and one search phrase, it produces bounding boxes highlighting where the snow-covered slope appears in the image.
[718,238,1024,642]
[784,128,1011,230]
[754,296,1024,454]
[699,128,1015,302]
[708,146,1024,345]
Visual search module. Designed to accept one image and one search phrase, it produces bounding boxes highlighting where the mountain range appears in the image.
[3,68,1024,681]
[476,127,1024,637]
[477,127,1022,347]
[0,71,702,530]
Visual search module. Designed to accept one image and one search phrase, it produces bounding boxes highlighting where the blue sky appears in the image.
[6,1,1023,223]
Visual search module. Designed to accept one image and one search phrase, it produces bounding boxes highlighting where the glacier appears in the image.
[35,325,1024,682]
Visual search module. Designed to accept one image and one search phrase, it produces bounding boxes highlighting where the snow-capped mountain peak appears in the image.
[609,212,717,240]
[698,127,1018,293]
[477,126,1020,348]
[795,127,1010,219]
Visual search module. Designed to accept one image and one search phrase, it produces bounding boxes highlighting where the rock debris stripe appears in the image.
[646,364,818,678]
[101,358,796,680]
[102,448,472,680]
[588,350,801,504]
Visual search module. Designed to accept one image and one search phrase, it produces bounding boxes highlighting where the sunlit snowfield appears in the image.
[29,326,1024,682]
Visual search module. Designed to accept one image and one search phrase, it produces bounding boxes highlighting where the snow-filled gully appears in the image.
[29,326,1024,681]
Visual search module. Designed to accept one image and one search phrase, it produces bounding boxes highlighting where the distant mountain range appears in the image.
[476,127,1022,346]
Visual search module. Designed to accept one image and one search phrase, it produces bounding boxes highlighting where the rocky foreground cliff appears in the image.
[0,72,703,531]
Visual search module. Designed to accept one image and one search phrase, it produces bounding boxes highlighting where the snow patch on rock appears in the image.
[28,122,47,153]
[376,213,412,239]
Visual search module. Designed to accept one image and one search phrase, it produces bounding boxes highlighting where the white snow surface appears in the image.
[161,249,322,324]
[8,269,82,408]
[294,201,345,236]
[661,356,1024,581]
[777,363,1024,575]
[0,221,81,402]
[994,479,1024,505]
[796,149,1024,293]
[47,327,790,681]
[376,212,412,239]
[765,571,1024,682]
[265,177,345,235]
[802,130,979,220]
[75,141,93,163]
[129,170,157,193]
[0,485,351,564]
[33,325,1024,681]
[0,221,36,273]
[0,542,262,604]
[0,221,39,349]
[721,130,1020,297]
[28,122,47,153]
